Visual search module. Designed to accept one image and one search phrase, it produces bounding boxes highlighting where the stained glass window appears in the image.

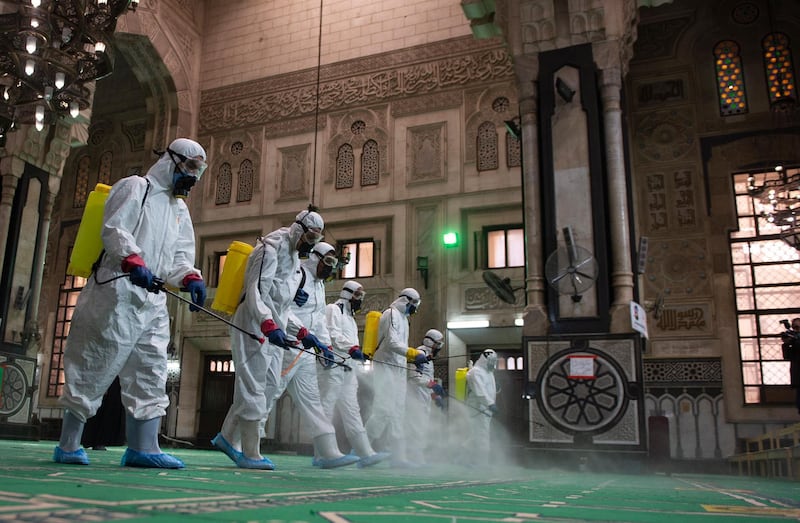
[762,33,796,108]
[714,40,748,116]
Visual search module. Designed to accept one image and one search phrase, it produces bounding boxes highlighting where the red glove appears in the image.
[261,319,279,335]
[182,273,202,286]
[121,253,146,272]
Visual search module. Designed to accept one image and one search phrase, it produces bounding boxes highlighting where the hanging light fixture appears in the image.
[748,164,800,249]
[0,0,137,138]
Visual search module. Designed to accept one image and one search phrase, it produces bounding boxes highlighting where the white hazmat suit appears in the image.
[466,348,498,464]
[212,210,328,470]
[364,288,425,467]
[265,242,359,469]
[405,329,445,451]
[321,280,390,467]
[55,138,206,469]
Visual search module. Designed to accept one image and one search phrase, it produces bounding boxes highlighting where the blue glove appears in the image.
[293,288,309,307]
[487,404,498,415]
[300,332,324,351]
[414,353,428,372]
[185,279,206,312]
[320,345,335,368]
[348,346,366,361]
[261,320,290,348]
[129,265,154,290]
[434,396,445,409]
[431,383,445,397]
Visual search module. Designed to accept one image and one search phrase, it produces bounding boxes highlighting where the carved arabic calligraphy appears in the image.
[200,50,513,133]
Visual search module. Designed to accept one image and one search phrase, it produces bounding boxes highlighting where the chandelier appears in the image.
[0,0,137,138]
[748,165,800,249]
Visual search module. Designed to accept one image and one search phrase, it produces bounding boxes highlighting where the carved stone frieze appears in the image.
[633,107,695,163]
[465,285,521,310]
[199,40,513,133]
[122,120,147,151]
[644,238,710,298]
[391,90,462,117]
[632,15,692,62]
[407,123,446,183]
[640,165,701,234]
[278,144,310,201]
[643,358,722,385]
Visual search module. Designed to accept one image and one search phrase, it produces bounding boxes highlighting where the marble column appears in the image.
[21,188,56,357]
[599,65,635,331]
[518,65,549,335]
[0,157,24,280]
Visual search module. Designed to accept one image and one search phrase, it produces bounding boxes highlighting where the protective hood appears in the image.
[340,280,363,300]
[422,329,444,357]
[475,348,498,372]
[289,209,324,250]
[390,287,421,315]
[300,241,335,279]
[146,138,206,193]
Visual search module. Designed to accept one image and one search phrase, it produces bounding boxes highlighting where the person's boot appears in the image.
[314,433,360,469]
[121,415,184,469]
[212,411,243,463]
[53,410,89,465]
[351,431,390,468]
[234,419,275,470]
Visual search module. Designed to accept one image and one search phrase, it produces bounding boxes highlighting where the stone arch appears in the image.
[326,106,389,184]
[115,4,203,147]
[464,82,519,164]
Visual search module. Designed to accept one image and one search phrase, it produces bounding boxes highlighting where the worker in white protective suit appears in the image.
[263,242,359,469]
[54,138,208,468]
[465,348,498,465]
[404,329,446,459]
[320,280,391,468]
[211,209,336,470]
[364,288,428,468]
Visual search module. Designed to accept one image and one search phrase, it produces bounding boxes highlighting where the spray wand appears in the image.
[149,277,266,344]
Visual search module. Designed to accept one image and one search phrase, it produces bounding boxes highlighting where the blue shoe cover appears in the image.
[211,433,242,464]
[318,453,360,469]
[234,454,275,470]
[53,446,89,465]
[121,448,185,469]
[311,456,322,467]
[357,451,391,468]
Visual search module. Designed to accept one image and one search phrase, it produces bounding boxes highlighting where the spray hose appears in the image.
[148,277,266,344]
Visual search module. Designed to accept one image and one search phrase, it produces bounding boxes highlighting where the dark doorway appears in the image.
[196,355,235,443]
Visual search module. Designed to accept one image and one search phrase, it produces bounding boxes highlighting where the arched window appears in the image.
[714,40,748,116]
[477,121,498,171]
[361,139,379,186]
[215,163,232,205]
[336,144,354,189]
[506,132,521,168]
[236,159,254,202]
[98,151,112,185]
[762,32,797,109]
[72,156,90,208]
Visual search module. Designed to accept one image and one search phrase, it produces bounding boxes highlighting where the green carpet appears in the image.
[1,440,798,522]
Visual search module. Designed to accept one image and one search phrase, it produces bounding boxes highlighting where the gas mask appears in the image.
[341,282,365,313]
[297,227,323,259]
[172,171,197,199]
[316,250,338,282]
[167,148,206,199]
[403,295,421,315]
[482,349,498,371]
